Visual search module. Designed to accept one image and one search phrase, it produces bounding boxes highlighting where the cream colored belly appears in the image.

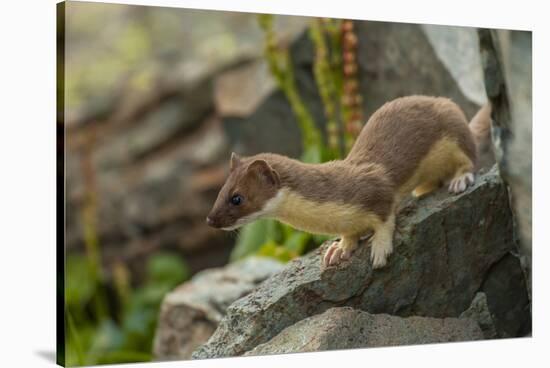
[271,189,382,236]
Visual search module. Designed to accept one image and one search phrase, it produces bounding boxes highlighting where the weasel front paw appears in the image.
[370,238,393,269]
[369,214,395,269]
[323,238,357,266]
[448,173,474,194]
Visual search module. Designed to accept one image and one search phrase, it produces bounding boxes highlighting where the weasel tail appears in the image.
[469,103,492,147]
[469,103,493,169]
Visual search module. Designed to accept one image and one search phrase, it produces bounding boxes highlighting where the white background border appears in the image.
[0,0,547,367]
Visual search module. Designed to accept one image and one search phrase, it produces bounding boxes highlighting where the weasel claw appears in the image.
[323,239,356,267]
[448,173,474,194]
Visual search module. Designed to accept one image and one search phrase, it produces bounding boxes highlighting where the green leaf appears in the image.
[230,219,274,261]
[120,303,157,352]
[301,144,323,164]
[257,240,297,263]
[132,282,173,307]
[312,233,332,245]
[64,253,190,365]
[146,252,189,286]
[322,145,341,161]
[88,319,124,355]
[265,218,284,243]
[65,310,94,366]
[280,223,296,240]
[65,255,96,308]
[283,231,312,255]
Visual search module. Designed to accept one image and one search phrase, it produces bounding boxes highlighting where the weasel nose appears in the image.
[206,216,214,227]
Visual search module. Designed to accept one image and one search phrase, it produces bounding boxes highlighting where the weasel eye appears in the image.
[230,194,243,206]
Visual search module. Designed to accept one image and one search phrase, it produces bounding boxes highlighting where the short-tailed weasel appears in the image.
[206,95,491,268]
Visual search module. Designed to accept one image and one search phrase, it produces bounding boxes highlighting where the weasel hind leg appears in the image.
[448,165,475,194]
[412,181,440,198]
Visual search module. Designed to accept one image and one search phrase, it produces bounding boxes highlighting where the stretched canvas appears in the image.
[57,1,532,366]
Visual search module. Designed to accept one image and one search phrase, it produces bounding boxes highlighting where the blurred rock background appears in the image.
[62,3,308,365]
[64,2,309,278]
[60,1,531,366]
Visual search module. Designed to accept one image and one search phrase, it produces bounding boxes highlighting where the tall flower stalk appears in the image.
[78,134,109,320]
[309,18,340,157]
[341,20,364,152]
[258,14,323,161]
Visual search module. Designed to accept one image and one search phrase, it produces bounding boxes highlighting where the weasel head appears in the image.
[206,153,282,230]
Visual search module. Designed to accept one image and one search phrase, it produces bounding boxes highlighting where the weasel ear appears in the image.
[247,159,280,187]
[230,152,241,171]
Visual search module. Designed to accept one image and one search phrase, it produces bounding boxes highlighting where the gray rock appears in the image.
[214,60,276,117]
[227,20,486,159]
[64,4,309,276]
[153,257,284,360]
[459,292,497,339]
[66,114,234,275]
[478,29,532,293]
[64,2,308,127]
[245,307,483,355]
[94,87,213,172]
[355,21,481,120]
[223,31,326,158]
[421,25,487,106]
[192,166,530,359]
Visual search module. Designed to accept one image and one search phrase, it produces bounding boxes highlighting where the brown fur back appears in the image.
[345,95,477,188]
[244,154,396,220]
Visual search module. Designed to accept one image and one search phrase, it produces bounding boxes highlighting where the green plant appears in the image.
[65,143,190,366]
[258,14,325,164]
[230,16,363,264]
[340,19,363,151]
[309,18,340,156]
[65,252,190,366]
